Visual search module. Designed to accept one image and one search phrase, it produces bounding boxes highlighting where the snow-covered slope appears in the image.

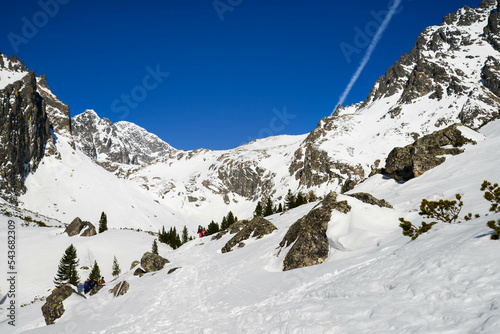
[3,117,500,333]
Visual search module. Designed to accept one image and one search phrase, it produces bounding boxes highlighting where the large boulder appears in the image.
[41,284,84,325]
[221,216,277,253]
[347,193,393,209]
[64,217,97,237]
[140,252,170,273]
[278,192,351,271]
[109,281,129,297]
[383,124,471,181]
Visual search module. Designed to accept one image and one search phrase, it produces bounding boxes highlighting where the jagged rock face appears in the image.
[140,252,170,273]
[347,193,393,209]
[384,124,470,181]
[36,74,72,138]
[41,284,77,325]
[482,56,500,97]
[289,123,365,190]
[0,71,53,204]
[359,1,500,128]
[279,192,351,271]
[216,159,275,201]
[484,0,500,51]
[72,110,173,172]
[221,216,277,253]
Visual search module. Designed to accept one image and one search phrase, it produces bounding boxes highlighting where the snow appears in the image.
[1,119,499,333]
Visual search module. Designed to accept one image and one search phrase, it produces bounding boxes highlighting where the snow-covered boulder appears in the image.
[221,216,277,253]
[140,252,170,273]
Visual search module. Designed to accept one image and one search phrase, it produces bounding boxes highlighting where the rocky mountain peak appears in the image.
[71,110,174,173]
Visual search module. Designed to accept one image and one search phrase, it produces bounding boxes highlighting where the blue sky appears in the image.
[0,0,477,150]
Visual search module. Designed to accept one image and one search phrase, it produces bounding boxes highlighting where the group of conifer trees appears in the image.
[254,190,317,217]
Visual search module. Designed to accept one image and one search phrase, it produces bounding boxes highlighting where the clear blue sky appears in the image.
[0,0,478,150]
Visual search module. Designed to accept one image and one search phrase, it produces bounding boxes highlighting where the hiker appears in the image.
[198,225,203,238]
[99,277,105,285]
[84,278,90,294]
[202,227,206,237]
[89,278,97,291]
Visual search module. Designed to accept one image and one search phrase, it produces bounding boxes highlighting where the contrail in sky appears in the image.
[332,0,403,115]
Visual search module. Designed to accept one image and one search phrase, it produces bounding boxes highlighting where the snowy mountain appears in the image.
[1,1,500,332]
[71,110,175,173]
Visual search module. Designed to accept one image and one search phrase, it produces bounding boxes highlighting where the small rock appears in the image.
[133,268,146,277]
[109,281,129,297]
[167,267,181,274]
[130,260,140,270]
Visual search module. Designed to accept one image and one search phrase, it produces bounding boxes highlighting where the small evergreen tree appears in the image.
[419,194,463,224]
[277,203,283,213]
[296,192,306,207]
[285,189,296,210]
[89,260,101,280]
[112,256,121,277]
[254,201,263,217]
[399,218,437,240]
[481,180,500,213]
[182,225,189,244]
[482,181,500,239]
[308,190,317,202]
[206,221,220,236]
[220,216,229,230]
[98,212,108,233]
[264,197,274,217]
[152,239,159,255]
[54,244,80,287]
[227,211,235,226]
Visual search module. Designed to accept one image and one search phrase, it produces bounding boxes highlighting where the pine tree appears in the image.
[206,221,220,235]
[221,216,228,230]
[254,201,263,217]
[277,203,283,213]
[152,239,159,255]
[89,260,101,280]
[182,225,189,244]
[296,192,306,207]
[98,212,108,233]
[54,244,80,287]
[112,256,121,277]
[285,189,296,210]
[264,197,274,216]
[308,190,317,202]
[227,211,235,226]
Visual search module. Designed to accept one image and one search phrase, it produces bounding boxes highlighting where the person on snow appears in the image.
[99,277,105,285]
[202,227,206,237]
[198,225,203,238]
[84,278,90,294]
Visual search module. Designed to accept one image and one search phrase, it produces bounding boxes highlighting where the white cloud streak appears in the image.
[333,0,403,115]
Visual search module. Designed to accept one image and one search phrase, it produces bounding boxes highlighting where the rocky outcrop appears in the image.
[64,217,97,237]
[71,110,173,172]
[484,0,500,51]
[89,284,104,296]
[221,216,277,253]
[41,284,84,325]
[278,192,351,271]
[0,69,53,204]
[347,193,393,209]
[216,159,275,201]
[110,281,129,297]
[140,252,170,273]
[384,124,472,181]
[482,56,500,98]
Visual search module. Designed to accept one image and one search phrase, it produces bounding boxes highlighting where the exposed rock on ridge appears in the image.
[279,192,351,271]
